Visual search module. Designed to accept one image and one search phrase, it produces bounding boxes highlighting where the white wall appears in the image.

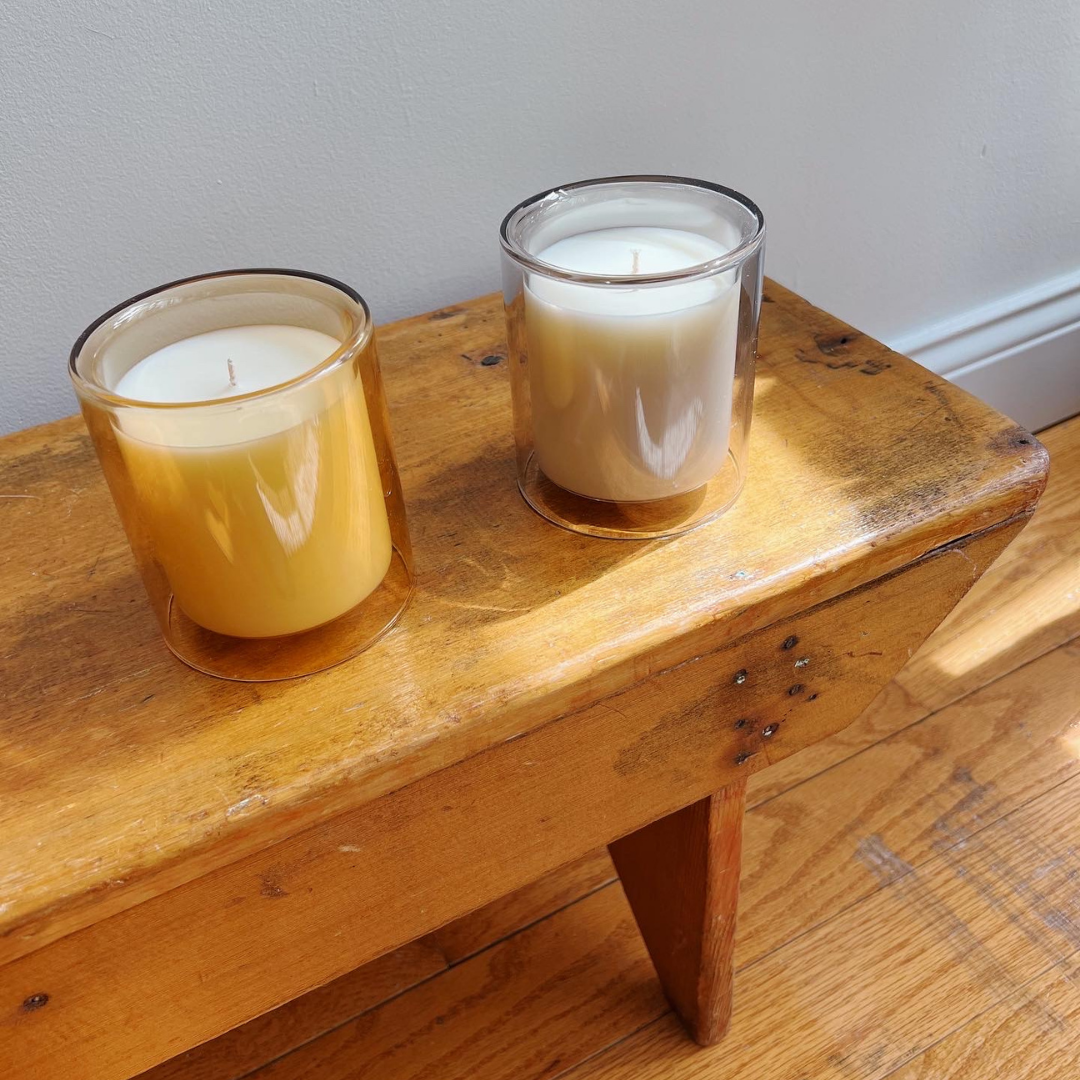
[2,0,1078,435]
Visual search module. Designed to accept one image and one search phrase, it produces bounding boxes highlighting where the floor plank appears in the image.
[244,887,666,1080]
[568,771,1080,1080]
[884,955,1080,1079]
[430,849,616,965]
[738,640,1080,967]
[136,940,447,1080]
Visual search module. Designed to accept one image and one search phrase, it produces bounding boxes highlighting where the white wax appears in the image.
[115,325,339,403]
[112,325,343,449]
[525,227,739,502]
[535,227,726,315]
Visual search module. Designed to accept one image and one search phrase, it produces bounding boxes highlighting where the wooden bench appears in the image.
[0,282,1047,1078]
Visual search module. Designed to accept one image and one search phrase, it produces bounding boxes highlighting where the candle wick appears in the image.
[227,358,237,388]
[631,249,641,274]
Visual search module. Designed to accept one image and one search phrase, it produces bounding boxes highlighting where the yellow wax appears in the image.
[115,328,392,639]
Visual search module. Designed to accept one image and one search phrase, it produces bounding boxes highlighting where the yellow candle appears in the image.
[113,325,392,639]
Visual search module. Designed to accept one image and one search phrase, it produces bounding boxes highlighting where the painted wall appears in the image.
[2,0,1078,434]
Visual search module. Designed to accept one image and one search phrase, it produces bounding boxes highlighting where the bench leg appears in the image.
[609,779,747,1045]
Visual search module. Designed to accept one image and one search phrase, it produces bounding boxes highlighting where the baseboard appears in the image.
[889,268,1080,432]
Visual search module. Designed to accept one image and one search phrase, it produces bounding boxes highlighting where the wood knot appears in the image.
[22,993,49,1012]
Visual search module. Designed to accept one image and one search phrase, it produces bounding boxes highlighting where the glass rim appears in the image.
[499,174,766,287]
[69,267,374,410]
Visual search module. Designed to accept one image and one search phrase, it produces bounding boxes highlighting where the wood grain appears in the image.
[569,770,1080,1080]
[610,781,746,1045]
[242,886,666,1080]
[0,525,1014,1079]
[163,628,1080,1080]
[736,638,1080,969]
[745,412,1078,808]
[136,939,446,1080]
[884,955,1080,1079]
[430,850,616,965]
[0,284,1047,967]
[895,411,1080,712]
[121,419,1078,1080]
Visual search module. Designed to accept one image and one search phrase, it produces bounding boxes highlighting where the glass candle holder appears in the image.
[70,269,413,681]
[500,175,765,539]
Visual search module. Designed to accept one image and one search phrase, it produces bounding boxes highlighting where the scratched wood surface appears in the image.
[4,522,1015,1077]
[0,282,1047,967]
[134,416,1077,1080]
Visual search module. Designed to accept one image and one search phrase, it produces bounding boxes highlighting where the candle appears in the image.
[112,325,392,639]
[525,226,738,502]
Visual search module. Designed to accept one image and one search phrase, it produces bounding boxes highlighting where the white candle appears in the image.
[525,226,739,502]
[112,325,392,639]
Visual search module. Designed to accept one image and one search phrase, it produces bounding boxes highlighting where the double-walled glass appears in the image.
[500,176,765,539]
[70,269,412,681]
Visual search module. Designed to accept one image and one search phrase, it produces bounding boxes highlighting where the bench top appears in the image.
[0,281,1047,962]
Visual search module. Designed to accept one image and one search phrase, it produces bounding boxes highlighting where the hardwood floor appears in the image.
[140,415,1080,1080]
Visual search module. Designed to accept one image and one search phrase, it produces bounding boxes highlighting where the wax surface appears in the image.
[525,227,739,502]
[534,228,727,316]
[115,325,339,403]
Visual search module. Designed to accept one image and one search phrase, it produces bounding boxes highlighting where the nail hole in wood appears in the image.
[735,751,754,765]
[807,693,818,701]
[481,355,502,367]
[762,724,778,738]
[782,635,798,650]
[733,669,748,685]
[22,993,49,1012]
[734,718,748,729]
[788,684,804,696]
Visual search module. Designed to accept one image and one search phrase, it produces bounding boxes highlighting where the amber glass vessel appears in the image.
[70,269,412,681]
